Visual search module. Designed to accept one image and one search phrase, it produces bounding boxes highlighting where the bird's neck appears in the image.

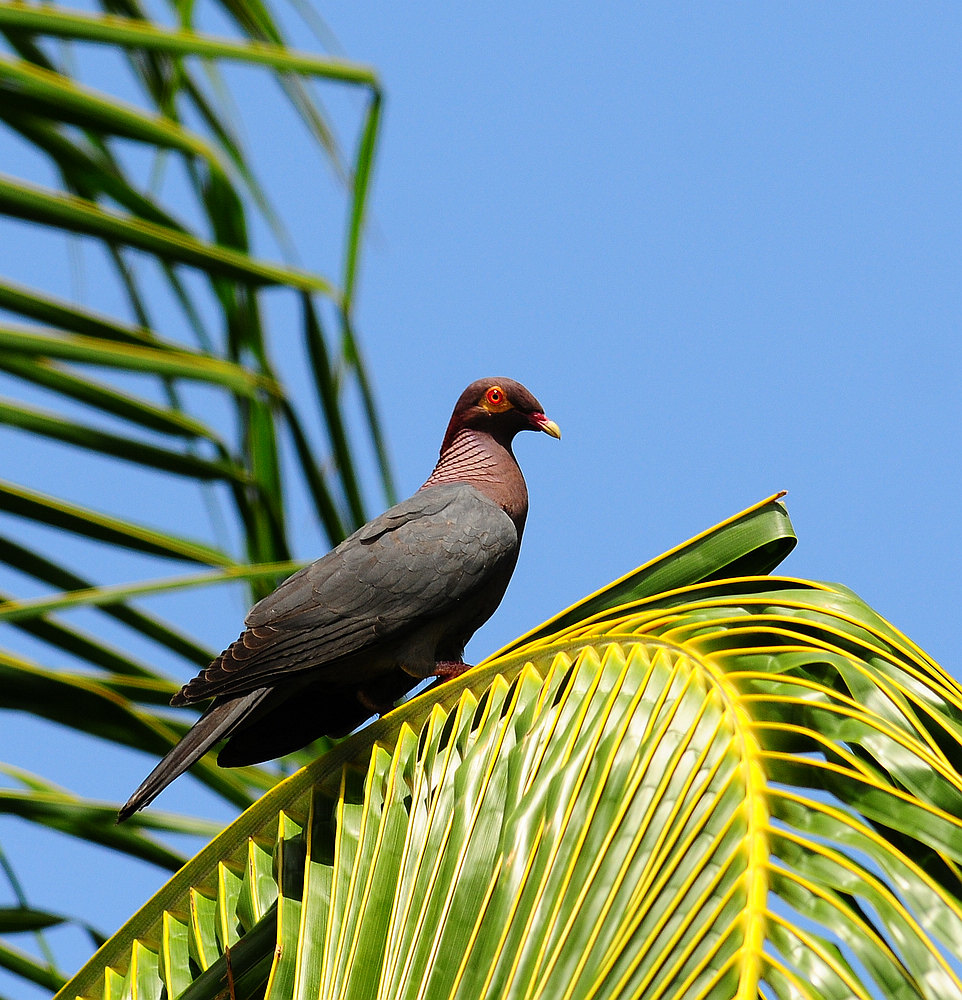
[420,428,528,533]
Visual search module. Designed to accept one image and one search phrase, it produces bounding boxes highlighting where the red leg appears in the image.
[433,660,472,679]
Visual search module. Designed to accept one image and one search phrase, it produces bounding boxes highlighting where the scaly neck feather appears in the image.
[420,427,528,533]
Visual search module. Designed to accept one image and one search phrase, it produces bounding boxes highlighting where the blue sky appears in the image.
[330,4,961,671]
[1,3,960,992]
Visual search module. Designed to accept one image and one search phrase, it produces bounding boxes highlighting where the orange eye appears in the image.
[486,386,505,406]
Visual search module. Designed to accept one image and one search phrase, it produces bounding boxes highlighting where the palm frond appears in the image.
[0,7,391,989]
[52,496,962,1000]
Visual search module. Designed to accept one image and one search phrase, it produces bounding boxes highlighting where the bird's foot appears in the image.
[433,660,472,680]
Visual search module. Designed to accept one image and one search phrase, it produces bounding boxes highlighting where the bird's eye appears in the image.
[486,386,505,406]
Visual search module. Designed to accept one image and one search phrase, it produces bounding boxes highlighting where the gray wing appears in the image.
[176,483,518,701]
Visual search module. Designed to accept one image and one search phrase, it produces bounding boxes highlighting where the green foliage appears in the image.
[2,5,959,998]
[52,497,962,1000]
[0,0,391,991]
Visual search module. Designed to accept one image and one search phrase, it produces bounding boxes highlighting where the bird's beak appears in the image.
[530,412,562,440]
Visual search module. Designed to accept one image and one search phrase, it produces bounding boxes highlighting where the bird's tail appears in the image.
[117,689,270,822]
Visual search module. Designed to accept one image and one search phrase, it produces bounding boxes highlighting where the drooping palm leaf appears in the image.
[52,496,962,1000]
[0,3,390,990]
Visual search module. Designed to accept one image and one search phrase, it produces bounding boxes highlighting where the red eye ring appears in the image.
[486,386,505,406]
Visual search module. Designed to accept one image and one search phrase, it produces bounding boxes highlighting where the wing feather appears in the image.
[174,484,518,702]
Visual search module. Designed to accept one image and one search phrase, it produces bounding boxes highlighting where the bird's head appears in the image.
[441,378,561,451]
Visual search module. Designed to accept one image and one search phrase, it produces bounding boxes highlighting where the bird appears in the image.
[118,378,560,820]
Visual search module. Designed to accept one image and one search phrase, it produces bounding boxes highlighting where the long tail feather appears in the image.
[117,689,269,822]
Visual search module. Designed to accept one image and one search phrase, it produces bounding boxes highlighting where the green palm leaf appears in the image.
[53,496,962,1000]
[0,4,392,990]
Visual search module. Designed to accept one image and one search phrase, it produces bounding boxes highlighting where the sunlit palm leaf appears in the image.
[52,497,962,1000]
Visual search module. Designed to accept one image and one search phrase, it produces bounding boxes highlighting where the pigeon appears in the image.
[118,378,560,819]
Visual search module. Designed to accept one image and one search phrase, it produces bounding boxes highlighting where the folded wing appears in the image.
[173,483,520,703]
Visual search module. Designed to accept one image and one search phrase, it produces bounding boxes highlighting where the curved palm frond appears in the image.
[54,496,962,1000]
